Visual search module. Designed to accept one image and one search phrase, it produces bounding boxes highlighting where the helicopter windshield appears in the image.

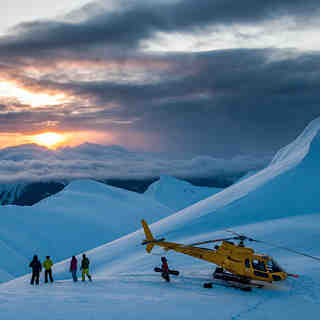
[266,258,284,273]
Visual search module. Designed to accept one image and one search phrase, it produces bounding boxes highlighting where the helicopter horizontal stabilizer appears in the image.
[141,238,165,245]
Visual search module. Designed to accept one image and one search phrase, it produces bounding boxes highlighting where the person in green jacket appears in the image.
[43,256,54,283]
[80,254,92,282]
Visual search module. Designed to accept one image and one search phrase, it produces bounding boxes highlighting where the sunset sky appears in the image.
[0,0,320,158]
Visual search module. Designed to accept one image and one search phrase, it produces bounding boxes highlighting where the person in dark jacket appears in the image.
[80,254,92,282]
[29,255,42,285]
[69,256,78,282]
[161,256,170,282]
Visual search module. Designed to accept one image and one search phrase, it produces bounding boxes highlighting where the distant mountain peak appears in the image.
[145,175,221,211]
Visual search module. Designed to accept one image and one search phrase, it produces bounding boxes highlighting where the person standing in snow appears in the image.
[29,255,42,285]
[161,256,170,282]
[69,256,78,282]
[43,256,54,283]
[80,254,92,282]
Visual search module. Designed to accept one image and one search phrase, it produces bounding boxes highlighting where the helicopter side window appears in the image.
[245,259,250,268]
[252,259,266,272]
[266,260,273,272]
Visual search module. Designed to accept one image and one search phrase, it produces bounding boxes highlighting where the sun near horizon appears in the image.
[31,132,66,149]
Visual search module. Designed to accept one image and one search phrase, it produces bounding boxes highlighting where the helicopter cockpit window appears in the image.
[252,259,266,272]
[266,259,283,273]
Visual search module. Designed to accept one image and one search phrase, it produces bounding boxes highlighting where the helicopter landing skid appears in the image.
[203,279,253,291]
[203,268,264,291]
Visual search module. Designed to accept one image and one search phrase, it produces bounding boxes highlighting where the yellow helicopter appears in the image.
[141,220,320,288]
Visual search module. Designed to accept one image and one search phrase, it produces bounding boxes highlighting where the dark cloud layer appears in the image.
[1,0,319,55]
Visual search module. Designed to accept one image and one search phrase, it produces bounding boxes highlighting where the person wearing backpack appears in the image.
[80,254,92,282]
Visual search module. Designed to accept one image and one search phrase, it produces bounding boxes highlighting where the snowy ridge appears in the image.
[148,117,320,234]
[270,116,320,166]
[144,175,221,211]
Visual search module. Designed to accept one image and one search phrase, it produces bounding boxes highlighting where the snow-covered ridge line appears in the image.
[270,116,320,166]
[149,116,320,234]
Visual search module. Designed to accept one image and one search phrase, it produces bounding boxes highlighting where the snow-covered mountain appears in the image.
[144,175,221,211]
[0,180,174,282]
[1,117,320,320]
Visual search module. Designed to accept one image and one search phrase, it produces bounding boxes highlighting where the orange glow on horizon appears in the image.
[0,131,117,150]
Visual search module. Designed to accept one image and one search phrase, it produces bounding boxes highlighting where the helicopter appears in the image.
[141,220,320,288]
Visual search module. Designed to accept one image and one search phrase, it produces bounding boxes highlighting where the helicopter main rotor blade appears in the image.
[187,237,236,247]
[226,230,320,262]
[225,230,242,237]
[250,239,320,262]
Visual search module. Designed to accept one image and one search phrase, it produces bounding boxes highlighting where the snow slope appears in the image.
[0,180,173,281]
[144,175,221,211]
[1,117,320,320]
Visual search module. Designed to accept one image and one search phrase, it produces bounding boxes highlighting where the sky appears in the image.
[0,0,320,182]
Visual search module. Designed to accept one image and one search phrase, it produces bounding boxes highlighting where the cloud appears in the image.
[1,0,319,56]
[0,143,270,184]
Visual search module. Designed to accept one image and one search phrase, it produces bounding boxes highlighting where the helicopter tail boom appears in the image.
[141,220,166,253]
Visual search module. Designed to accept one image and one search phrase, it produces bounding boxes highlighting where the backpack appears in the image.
[82,257,90,269]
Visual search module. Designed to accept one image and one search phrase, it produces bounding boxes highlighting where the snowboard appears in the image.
[154,267,180,276]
